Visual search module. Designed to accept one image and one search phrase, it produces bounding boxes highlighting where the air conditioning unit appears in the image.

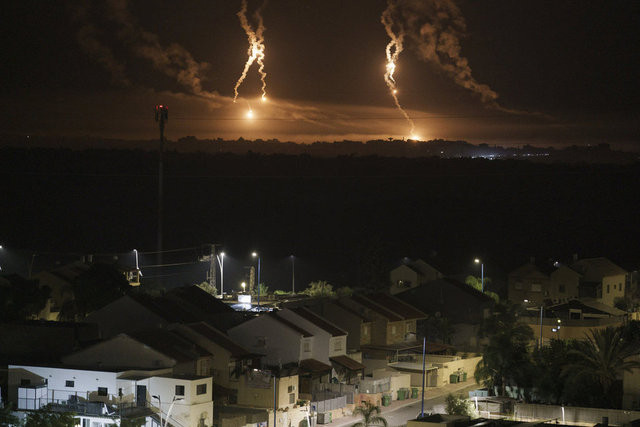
[317,412,332,424]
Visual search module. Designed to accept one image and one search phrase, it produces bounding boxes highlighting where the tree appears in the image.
[252,283,269,296]
[445,393,476,417]
[465,275,492,292]
[301,281,336,298]
[59,263,129,320]
[424,315,455,344]
[530,338,576,404]
[475,302,534,396]
[197,281,217,297]
[351,402,388,427]
[564,326,640,408]
[25,405,76,426]
[336,286,353,297]
[0,275,50,322]
[0,402,20,426]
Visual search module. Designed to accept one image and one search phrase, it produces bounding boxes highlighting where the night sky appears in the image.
[2,0,638,148]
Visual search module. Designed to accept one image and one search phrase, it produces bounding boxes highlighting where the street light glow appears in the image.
[474,258,480,263]
[252,252,258,257]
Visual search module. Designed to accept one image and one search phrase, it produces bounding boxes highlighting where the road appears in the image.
[331,382,480,427]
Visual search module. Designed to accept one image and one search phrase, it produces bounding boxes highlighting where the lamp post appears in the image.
[166,397,183,427]
[525,299,545,349]
[152,395,183,427]
[152,395,162,427]
[252,252,261,307]
[474,258,484,292]
[241,282,246,294]
[217,251,225,297]
[290,255,295,294]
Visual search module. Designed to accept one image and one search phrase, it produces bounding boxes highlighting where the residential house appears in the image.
[228,312,315,367]
[61,329,213,377]
[8,364,213,427]
[572,257,627,307]
[34,261,90,321]
[507,260,581,305]
[165,285,242,331]
[395,278,495,351]
[236,366,299,410]
[311,300,373,351]
[390,259,443,295]
[169,322,256,392]
[84,293,201,338]
[522,298,627,345]
[278,307,366,384]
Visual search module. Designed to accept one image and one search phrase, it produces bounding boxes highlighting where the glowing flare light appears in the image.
[381,0,416,136]
[233,0,268,103]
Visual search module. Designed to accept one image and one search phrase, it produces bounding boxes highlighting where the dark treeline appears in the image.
[2,134,638,164]
[1,146,639,290]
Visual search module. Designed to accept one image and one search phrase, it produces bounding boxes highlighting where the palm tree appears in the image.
[352,402,388,427]
[565,326,640,408]
[475,302,534,396]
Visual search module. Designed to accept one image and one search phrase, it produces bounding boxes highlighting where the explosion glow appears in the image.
[233,0,268,103]
[246,109,254,119]
[381,0,415,136]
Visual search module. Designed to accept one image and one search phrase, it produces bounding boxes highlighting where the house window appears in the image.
[20,379,31,386]
[65,380,74,388]
[333,340,342,352]
[303,341,311,352]
[176,385,185,396]
[289,393,296,404]
[559,284,565,293]
[288,385,296,393]
[98,387,108,396]
[406,322,411,332]
[391,325,396,334]
[607,284,610,293]
[196,384,207,395]
[363,326,368,336]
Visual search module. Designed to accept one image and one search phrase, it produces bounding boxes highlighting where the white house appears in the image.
[228,312,314,366]
[8,364,213,427]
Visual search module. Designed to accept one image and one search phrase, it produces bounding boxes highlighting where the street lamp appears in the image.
[290,255,295,294]
[474,258,484,292]
[217,251,225,297]
[252,252,261,307]
[152,395,183,427]
[241,282,246,293]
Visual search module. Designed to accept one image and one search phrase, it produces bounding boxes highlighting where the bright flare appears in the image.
[233,0,268,102]
[381,0,415,135]
[246,109,254,119]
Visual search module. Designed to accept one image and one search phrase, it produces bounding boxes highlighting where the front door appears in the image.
[136,385,147,407]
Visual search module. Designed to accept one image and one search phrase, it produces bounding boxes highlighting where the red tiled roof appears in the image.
[332,301,372,322]
[330,355,366,371]
[290,307,346,337]
[369,293,427,320]
[186,322,251,359]
[300,358,332,374]
[350,294,403,322]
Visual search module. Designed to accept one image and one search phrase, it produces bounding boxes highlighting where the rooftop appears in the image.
[290,307,347,336]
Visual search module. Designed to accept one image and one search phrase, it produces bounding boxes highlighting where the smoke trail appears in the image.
[381,0,415,135]
[391,0,518,113]
[233,0,268,102]
[71,4,131,87]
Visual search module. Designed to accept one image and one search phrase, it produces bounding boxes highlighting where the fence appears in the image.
[357,377,390,394]
[310,395,347,413]
[514,403,640,426]
[313,383,356,404]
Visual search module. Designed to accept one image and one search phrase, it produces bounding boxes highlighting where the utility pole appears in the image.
[155,104,168,282]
